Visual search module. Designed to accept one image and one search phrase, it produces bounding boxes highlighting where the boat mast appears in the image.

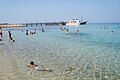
[81,16,83,22]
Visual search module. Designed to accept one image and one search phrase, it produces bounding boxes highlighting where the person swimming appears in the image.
[27,61,51,71]
[111,31,114,35]
[77,30,79,33]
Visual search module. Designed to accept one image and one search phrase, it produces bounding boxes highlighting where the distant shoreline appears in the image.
[0,24,26,28]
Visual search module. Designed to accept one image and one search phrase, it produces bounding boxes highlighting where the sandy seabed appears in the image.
[0,45,31,80]
[1,25,120,80]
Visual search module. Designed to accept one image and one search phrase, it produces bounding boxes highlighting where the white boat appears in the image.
[66,18,80,26]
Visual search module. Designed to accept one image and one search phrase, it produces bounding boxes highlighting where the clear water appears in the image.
[1,23,120,80]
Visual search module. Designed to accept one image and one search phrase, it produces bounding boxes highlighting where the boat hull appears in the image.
[80,21,87,25]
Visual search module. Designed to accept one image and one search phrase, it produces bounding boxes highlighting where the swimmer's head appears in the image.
[30,61,34,65]
[13,40,15,42]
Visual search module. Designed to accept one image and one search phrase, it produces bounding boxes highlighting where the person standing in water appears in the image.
[34,29,36,34]
[0,28,2,37]
[0,33,2,41]
[8,31,12,38]
[66,29,69,35]
[74,31,77,36]
[0,28,2,41]
[8,31,15,42]
[26,30,28,35]
[42,27,45,32]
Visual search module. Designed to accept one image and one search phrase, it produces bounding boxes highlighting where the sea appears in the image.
[1,23,120,80]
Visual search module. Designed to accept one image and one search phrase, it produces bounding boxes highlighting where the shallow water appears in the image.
[1,23,120,80]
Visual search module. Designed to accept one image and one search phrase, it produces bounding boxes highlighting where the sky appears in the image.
[0,0,120,23]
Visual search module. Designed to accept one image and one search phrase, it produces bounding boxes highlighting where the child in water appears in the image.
[111,31,114,35]
[27,61,51,71]
[74,31,77,36]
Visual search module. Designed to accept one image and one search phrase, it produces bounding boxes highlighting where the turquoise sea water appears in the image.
[1,23,120,80]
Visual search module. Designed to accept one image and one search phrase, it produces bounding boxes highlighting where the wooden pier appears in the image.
[0,21,67,28]
[23,21,67,27]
